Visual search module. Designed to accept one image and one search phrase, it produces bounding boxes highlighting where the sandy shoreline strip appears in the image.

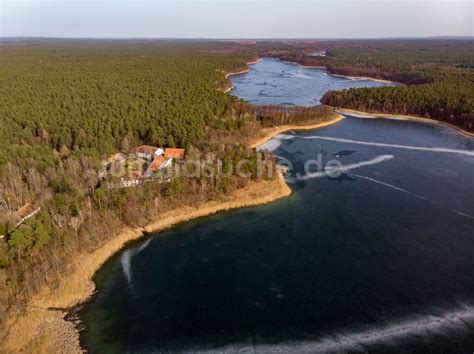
[1,171,291,354]
[250,113,345,149]
[225,68,249,79]
[300,65,326,69]
[338,108,474,138]
[222,58,262,93]
[331,74,397,84]
[222,69,248,93]
[223,86,234,94]
[225,58,262,79]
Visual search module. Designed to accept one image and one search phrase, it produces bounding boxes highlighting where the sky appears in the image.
[1,0,472,39]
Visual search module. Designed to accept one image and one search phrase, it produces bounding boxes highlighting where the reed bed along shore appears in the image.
[1,171,291,354]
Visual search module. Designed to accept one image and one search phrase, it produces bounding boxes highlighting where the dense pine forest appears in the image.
[0,43,251,169]
[260,40,474,131]
[0,42,334,326]
[0,43,252,318]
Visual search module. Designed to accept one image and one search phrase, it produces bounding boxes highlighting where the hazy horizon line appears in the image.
[1,35,473,41]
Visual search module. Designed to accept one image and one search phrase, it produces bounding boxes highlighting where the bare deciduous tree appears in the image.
[52,214,66,229]
[69,212,84,243]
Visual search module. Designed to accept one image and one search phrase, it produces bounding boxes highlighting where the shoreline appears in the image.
[272,57,399,85]
[224,57,398,94]
[337,108,474,138]
[224,58,262,79]
[1,172,291,354]
[225,68,249,79]
[228,57,471,138]
[250,113,345,149]
[300,64,326,69]
[331,73,397,84]
[222,59,262,93]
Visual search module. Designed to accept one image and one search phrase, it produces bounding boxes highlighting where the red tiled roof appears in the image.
[149,156,166,172]
[164,148,186,159]
[136,145,158,155]
[15,203,39,220]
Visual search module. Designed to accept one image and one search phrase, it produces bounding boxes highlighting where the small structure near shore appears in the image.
[102,145,186,187]
[14,203,41,227]
[136,145,164,161]
[164,148,186,160]
[0,203,41,240]
[145,155,169,176]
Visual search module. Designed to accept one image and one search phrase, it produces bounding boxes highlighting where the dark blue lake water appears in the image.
[79,59,474,353]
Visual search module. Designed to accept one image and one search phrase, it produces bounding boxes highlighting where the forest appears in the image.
[0,42,335,326]
[258,39,474,131]
[0,43,252,170]
[0,43,250,318]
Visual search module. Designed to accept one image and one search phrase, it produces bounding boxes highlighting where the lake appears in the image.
[230,57,391,106]
[79,58,474,353]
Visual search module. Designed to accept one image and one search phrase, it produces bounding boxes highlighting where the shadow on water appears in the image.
[334,150,357,157]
